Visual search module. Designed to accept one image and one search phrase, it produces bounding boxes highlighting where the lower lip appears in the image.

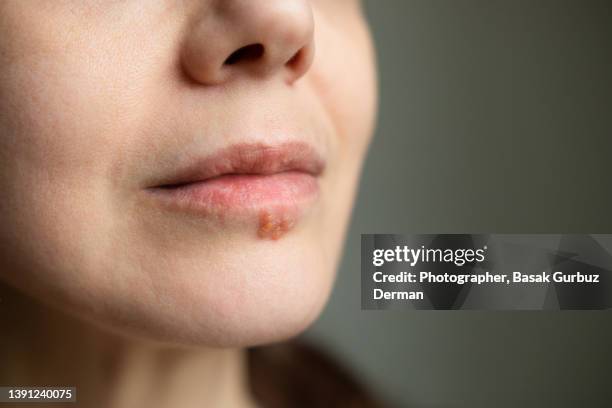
[146,171,320,218]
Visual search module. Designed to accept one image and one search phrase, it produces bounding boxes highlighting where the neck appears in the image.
[0,283,257,408]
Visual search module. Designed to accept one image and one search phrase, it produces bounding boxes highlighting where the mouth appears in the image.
[144,142,325,238]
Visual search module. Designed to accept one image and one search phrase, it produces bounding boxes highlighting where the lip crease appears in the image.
[150,141,325,188]
[144,142,325,237]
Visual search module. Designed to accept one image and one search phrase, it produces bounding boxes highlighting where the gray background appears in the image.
[304,1,612,407]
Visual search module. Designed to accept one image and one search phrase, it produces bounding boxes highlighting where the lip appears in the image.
[144,142,325,236]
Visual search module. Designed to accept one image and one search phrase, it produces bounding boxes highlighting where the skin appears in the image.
[0,0,377,407]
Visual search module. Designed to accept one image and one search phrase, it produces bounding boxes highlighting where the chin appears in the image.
[44,234,337,349]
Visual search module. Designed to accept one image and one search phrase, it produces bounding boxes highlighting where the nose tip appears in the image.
[181,0,315,86]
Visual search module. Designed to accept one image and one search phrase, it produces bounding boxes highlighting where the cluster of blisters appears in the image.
[257,210,296,240]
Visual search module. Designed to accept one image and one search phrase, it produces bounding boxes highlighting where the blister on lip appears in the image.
[257,210,297,240]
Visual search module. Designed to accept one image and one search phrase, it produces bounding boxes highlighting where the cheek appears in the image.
[0,12,153,300]
[309,9,378,156]
[0,2,179,194]
[303,9,378,264]
[0,2,179,242]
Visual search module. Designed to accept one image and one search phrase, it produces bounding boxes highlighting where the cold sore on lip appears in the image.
[257,209,296,240]
[145,142,324,241]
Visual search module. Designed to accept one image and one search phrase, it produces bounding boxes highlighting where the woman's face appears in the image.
[0,0,376,346]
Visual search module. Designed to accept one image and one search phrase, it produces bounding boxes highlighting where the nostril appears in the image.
[286,48,304,70]
[224,43,265,65]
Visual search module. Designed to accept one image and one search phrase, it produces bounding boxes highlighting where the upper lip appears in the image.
[149,141,326,189]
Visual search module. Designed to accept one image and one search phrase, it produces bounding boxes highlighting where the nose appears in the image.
[181,0,315,86]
